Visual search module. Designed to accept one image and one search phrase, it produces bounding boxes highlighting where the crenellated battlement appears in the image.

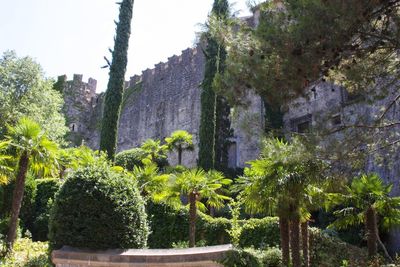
[128,45,202,88]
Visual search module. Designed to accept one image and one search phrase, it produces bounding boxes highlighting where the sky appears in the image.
[0,0,253,92]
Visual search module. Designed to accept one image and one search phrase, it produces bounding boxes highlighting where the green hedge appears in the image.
[0,174,37,235]
[146,201,274,249]
[49,163,149,249]
[238,217,280,249]
[32,178,60,241]
[0,177,61,241]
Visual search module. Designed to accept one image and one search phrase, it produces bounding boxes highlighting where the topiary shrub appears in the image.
[49,163,149,250]
[115,148,146,171]
[238,217,280,249]
[32,178,61,241]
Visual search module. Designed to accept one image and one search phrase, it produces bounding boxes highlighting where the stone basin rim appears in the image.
[54,244,233,256]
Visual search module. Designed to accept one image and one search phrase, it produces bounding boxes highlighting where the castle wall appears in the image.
[60,74,98,146]
[117,46,204,167]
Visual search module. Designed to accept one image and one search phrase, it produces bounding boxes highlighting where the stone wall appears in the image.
[62,43,264,168]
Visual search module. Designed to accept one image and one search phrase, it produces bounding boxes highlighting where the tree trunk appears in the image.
[189,192,197,247]
[376,230,393,262]
[6,152,29,252]
[279,216,290,267]
[290,217,301,267]
[301,221,309,267]
[178,147,182,165]
[366,206,378,257]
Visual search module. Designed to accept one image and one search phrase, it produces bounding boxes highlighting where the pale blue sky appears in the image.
[0,0,253,92]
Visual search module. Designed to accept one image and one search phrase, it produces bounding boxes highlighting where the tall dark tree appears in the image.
[198,0,229,171]
[100,0,134,160]
[214,96,233,172]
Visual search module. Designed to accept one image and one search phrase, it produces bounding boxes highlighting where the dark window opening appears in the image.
[290,114,312,133]
[297,121,310,133]
[332,114,341,125]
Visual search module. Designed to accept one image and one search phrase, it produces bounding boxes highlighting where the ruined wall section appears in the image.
[117,46,205,167]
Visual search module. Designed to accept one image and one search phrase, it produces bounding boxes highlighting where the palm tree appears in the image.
[235,137,322,267]
[165,130,194,166]
[131,162,169,198]
[327,173,400,260]
[155,168,231,247]
[5,117,58,252]
[140,139,168,168]
[0,141,13,185]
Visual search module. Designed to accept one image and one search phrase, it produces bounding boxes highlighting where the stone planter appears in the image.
[52,244,232,267]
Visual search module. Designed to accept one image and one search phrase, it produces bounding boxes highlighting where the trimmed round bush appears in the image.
[115,148,146,171]
[49,163,149,249]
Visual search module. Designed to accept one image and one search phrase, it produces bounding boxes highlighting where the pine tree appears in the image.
[100,0,134,160]
[198,0,230,171]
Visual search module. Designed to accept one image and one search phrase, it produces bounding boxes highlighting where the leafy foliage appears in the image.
[49,162,149,249]
[0,238,51,267]
[0,51,67,144]
[211,0,400,106]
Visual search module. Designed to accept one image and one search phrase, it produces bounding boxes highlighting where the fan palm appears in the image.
[155,168,231,247]
[5,117,58,252]
[131,160,169,198]
[0,140,13,185]
[235,137,322,267]
[165,130,194,165]
[140,139,168,168]
[327,173,400,260]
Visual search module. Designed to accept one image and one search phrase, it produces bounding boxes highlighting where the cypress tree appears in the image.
[198,0,229,171]
[100,0,134,160]
[214,96,233,172]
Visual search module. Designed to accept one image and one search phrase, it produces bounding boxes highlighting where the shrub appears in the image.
[146,202,189,248]
[49,163,149,249]
[0,238,51,266]
[32,178,61,241]
[115,148,146,170]
[238,217,280,249]
[0,174,37,234]
[147,201,279,249]
[115,147,169,171]
[219,248,263,267]
[197,213,231,245]
[310,227,368,267]
[261,247,282,267]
